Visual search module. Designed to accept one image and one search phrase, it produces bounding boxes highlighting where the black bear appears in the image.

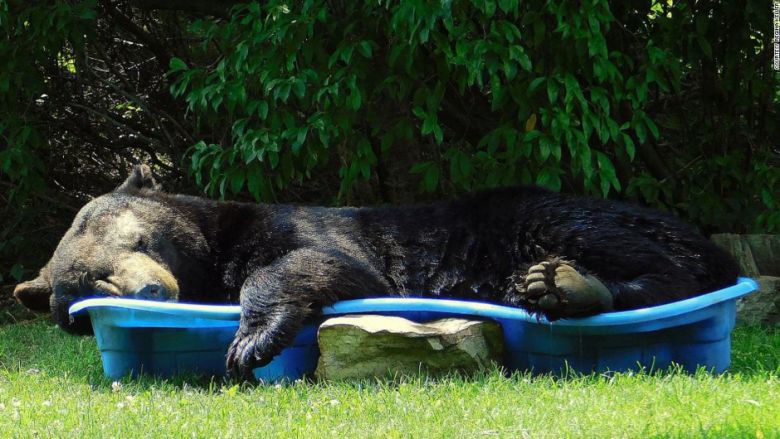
[14,165,738,379]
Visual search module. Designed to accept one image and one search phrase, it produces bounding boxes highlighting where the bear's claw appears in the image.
[516,260,613,320]
[226,332,272,381]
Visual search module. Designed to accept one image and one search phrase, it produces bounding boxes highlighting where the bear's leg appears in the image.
[508,258,614,320]
[600,274,702,310]
[508,257,713,320]
[226,248,388,380]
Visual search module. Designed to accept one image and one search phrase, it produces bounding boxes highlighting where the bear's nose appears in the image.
[133,283,168,300]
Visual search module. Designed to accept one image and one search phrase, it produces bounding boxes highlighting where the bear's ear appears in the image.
[13,275,52,313]
[116,164,162,193]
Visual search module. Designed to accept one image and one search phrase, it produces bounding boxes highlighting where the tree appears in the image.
[1,0,778,283]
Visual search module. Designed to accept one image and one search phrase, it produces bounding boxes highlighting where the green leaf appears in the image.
[433,125,444,145]
[318,129,331,147]
[247,168,263,199]
[293,81,306,99]
[359,161,370,180]
[606,118,619,141]
[410,161,433,174]
[230,170,245,194]
[635,122,647,144]
[509,46,532,71]
[622,133,636,161]
[548,137,562,161]
[292,127,308,155]
[257,101,269,119]
[423,165,440,192]
[523,130,542,142]
[458,153,473,179]
[536,168,561,191]
[547,79,559,103]
[347,88,362,110]
[219,176,227,199]
[644,116,660,139]
[169,57,188,73]
[538,137,551,161]
[528,77,546,94]
[275,83,291,102]
[340,45,355,64]
[422,115,436,135]
[483,0,497,17]
[596,152,621,196]
[600,177,610,198]
[358,41,373,58]
[269,151,279,169]
[498,0,517,14]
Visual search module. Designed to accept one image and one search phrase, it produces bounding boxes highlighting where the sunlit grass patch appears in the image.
[1,320,778,438]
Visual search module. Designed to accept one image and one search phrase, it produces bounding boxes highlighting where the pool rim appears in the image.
[69,277,758,328]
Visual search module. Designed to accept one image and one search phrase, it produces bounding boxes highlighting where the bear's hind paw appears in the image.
[515,260,613,320]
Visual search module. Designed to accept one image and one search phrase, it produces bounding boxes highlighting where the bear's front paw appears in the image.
[226,331,273,381]
[516,260,613,320]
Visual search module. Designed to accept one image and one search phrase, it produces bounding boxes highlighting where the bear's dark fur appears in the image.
[14,166,739,379]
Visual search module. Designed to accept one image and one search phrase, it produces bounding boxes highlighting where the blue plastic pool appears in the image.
[69,277,758,381]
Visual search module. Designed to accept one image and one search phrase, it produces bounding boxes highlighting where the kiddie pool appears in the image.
[69,278,758,381]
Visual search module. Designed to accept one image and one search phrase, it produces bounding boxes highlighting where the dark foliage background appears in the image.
[1,0,778,285]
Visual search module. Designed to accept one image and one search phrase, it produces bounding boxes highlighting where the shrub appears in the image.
[169,0,779,233]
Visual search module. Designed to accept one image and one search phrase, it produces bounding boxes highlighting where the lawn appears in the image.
[1,319,779,438]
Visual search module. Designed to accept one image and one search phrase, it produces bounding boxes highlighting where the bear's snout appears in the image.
[104,253,180,302]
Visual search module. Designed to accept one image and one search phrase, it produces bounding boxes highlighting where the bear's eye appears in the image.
[135,237,147,252]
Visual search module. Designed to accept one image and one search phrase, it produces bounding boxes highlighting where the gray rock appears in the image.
[743,235,780,277]
[736,276,780,326]
[710,234,780,326]
[711,233,760,277]
[315,315,504,380]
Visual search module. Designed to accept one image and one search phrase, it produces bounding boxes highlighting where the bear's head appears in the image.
[13,165,211,334]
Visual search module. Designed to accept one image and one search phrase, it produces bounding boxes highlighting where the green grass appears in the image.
[1,320,779,438]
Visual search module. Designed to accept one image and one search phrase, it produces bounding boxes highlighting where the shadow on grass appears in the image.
[729,324,780,375]
[0,319,232,393]
[0,285,39,326]
[1,320,778,394]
